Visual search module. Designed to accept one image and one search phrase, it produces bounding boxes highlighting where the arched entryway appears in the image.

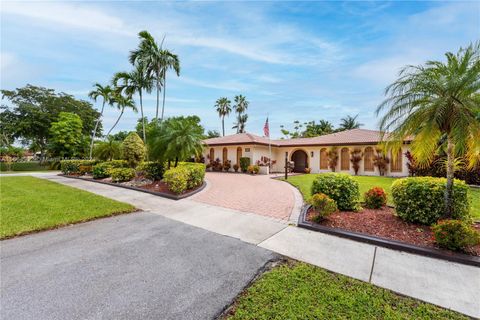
[291,150,308,173]
[236,147,242,165]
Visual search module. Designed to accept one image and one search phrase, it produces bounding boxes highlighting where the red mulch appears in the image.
[306,206,480,256]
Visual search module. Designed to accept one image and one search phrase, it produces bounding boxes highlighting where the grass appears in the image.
[226,261,468,320]
[0,176,135,239]
[282,174,480,220]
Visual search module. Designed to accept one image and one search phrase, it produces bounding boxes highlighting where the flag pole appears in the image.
[268,114,272,173]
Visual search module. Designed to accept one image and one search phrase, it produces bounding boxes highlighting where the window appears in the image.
[320,148,328,169]
[341,148,350,171]
[390,149,403,172]
[245,148,250,152]
[222,147,228,163]
[364,147,374,172]
[209,148,214,161]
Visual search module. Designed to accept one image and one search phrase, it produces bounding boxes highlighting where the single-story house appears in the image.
[202,129,412,177]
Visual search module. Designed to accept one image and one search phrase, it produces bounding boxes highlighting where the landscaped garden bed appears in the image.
[287,173,480,266]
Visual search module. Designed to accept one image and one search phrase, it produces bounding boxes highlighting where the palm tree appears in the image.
[376,42,480,216]
[233,95,249,133]
[88,83,113,159]
[232,114,248,133]
[94,136,122,161]
[112,64,152,143]
[107,92,137,136]
[215,97,231,136]
[129,31,180,121]
[338,114,363,131]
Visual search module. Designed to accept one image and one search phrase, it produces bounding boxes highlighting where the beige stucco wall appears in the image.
[203,144,410,177]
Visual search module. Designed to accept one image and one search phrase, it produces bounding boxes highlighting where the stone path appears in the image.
[191,172,302,222]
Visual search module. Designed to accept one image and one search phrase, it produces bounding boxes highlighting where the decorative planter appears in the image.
[258,166,270,175]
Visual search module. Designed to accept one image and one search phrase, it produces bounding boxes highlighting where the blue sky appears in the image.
[1,1,478,138]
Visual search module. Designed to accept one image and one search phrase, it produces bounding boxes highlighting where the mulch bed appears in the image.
[306,206,480,256]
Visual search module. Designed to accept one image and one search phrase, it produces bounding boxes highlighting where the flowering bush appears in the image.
[309,193,337,222]
[432,220,480,252]
[364,187,387,209]
[311,173,360,211]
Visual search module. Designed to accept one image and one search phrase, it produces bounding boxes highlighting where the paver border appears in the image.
[59,174,206,200]
[298,204,480,267]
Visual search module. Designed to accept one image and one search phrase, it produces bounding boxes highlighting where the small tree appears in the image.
[49,112,84,158]
[373,148,390,176]
[350,148,363,175]
[122,132,145,167]
[327,147,338,172]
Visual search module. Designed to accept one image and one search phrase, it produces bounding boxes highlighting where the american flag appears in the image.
[263,117,270,137]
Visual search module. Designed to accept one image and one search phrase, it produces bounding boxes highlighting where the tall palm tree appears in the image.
[112,64,153,143]
[88,83,113,159]
[215,97,231,136]
[129,31,180,121]
[232,114,248,133]
[233,95,249,133]
[376,42,480,216]
[94,136,122,161]
[107,92,138,136]
[338,114,363,131]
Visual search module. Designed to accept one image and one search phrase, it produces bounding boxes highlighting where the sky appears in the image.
[1,1,479,138]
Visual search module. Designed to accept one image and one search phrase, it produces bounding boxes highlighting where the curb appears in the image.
[298,204,480,267]
[59,174,207,200]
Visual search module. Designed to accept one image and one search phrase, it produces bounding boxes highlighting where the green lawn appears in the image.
[0,176,135,239]
[226,262,467,320]
[282,174,480,220]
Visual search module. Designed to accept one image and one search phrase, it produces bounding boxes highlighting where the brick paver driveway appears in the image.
[191,172,297,220]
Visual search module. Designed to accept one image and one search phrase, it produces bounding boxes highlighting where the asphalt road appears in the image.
[1,212,278,320]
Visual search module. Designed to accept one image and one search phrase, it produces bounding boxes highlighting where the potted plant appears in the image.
[304,167,311,174]
[223,160,231,172]
[350,148,363,175]
[233,164,239,172]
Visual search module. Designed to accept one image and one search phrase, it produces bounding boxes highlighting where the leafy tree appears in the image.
[280,119,334,138]
[88,83,113,159]
[122,132,145,167]
[129,31,180,121]
[107,92,137,136]
[48,112,84,158]
[337,114,363,131]
[94,137,122,161]
[205,130,220,139]
[232,95,249,133]
[215,97,231,136]
[148,116,204,166]
[377,42,480,217]
[112,63,153,144]
[110,131,130,142]
[1,85,100,159]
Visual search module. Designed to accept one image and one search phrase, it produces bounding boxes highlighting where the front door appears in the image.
[291,150,308,172]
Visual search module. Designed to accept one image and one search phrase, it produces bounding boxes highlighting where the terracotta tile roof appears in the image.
[204,129,410,147]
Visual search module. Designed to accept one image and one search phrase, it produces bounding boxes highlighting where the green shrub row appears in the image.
[137,161,164,181]
[391,177,470,225]
[110,167,136,183]
[92,160,129,179]
[164,163,206,194]
[60,160,100,175]
[0,161,50,172]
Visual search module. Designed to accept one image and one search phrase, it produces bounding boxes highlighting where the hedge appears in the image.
[163,163,206,194]
[137,161,164,181]
[311,173,360,211]
[60,160,99,175]
[110,167,136,183]
[0,161,50,172]
[92,160,129,179]
[391,177,470,225]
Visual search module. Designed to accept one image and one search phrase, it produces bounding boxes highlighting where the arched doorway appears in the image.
[236,147,242,165]
[209,148,215,161]
[291,150,308,173]
[222,147,228,164]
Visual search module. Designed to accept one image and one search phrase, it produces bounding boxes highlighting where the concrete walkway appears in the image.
[10,173,480,318]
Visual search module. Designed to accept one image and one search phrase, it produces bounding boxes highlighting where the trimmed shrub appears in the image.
[391,177,470,225]
[432,220,480,252]
[109,167,136,183]
[310,193,337,222]
[0,161,50,172]
[92,160,129,179]
[60,160,98,175]
[180,163,206,189]
[240,157,250,173]
[253,165,260,174]
[364,187,387,209]
[137,161,164,181]
[163,166,189,194]
[311,173,360,211]
[122,132,145,168]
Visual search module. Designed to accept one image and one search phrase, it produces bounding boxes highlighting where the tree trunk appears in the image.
[167,159,171,169]
[140,91,146,143]
[155,77,160,121]
[107,107,124,136]
[174,157,178,167]
[161,69,166,121]
[89,101,105,160]
[222,116,225,136]
[445,136,455,217]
